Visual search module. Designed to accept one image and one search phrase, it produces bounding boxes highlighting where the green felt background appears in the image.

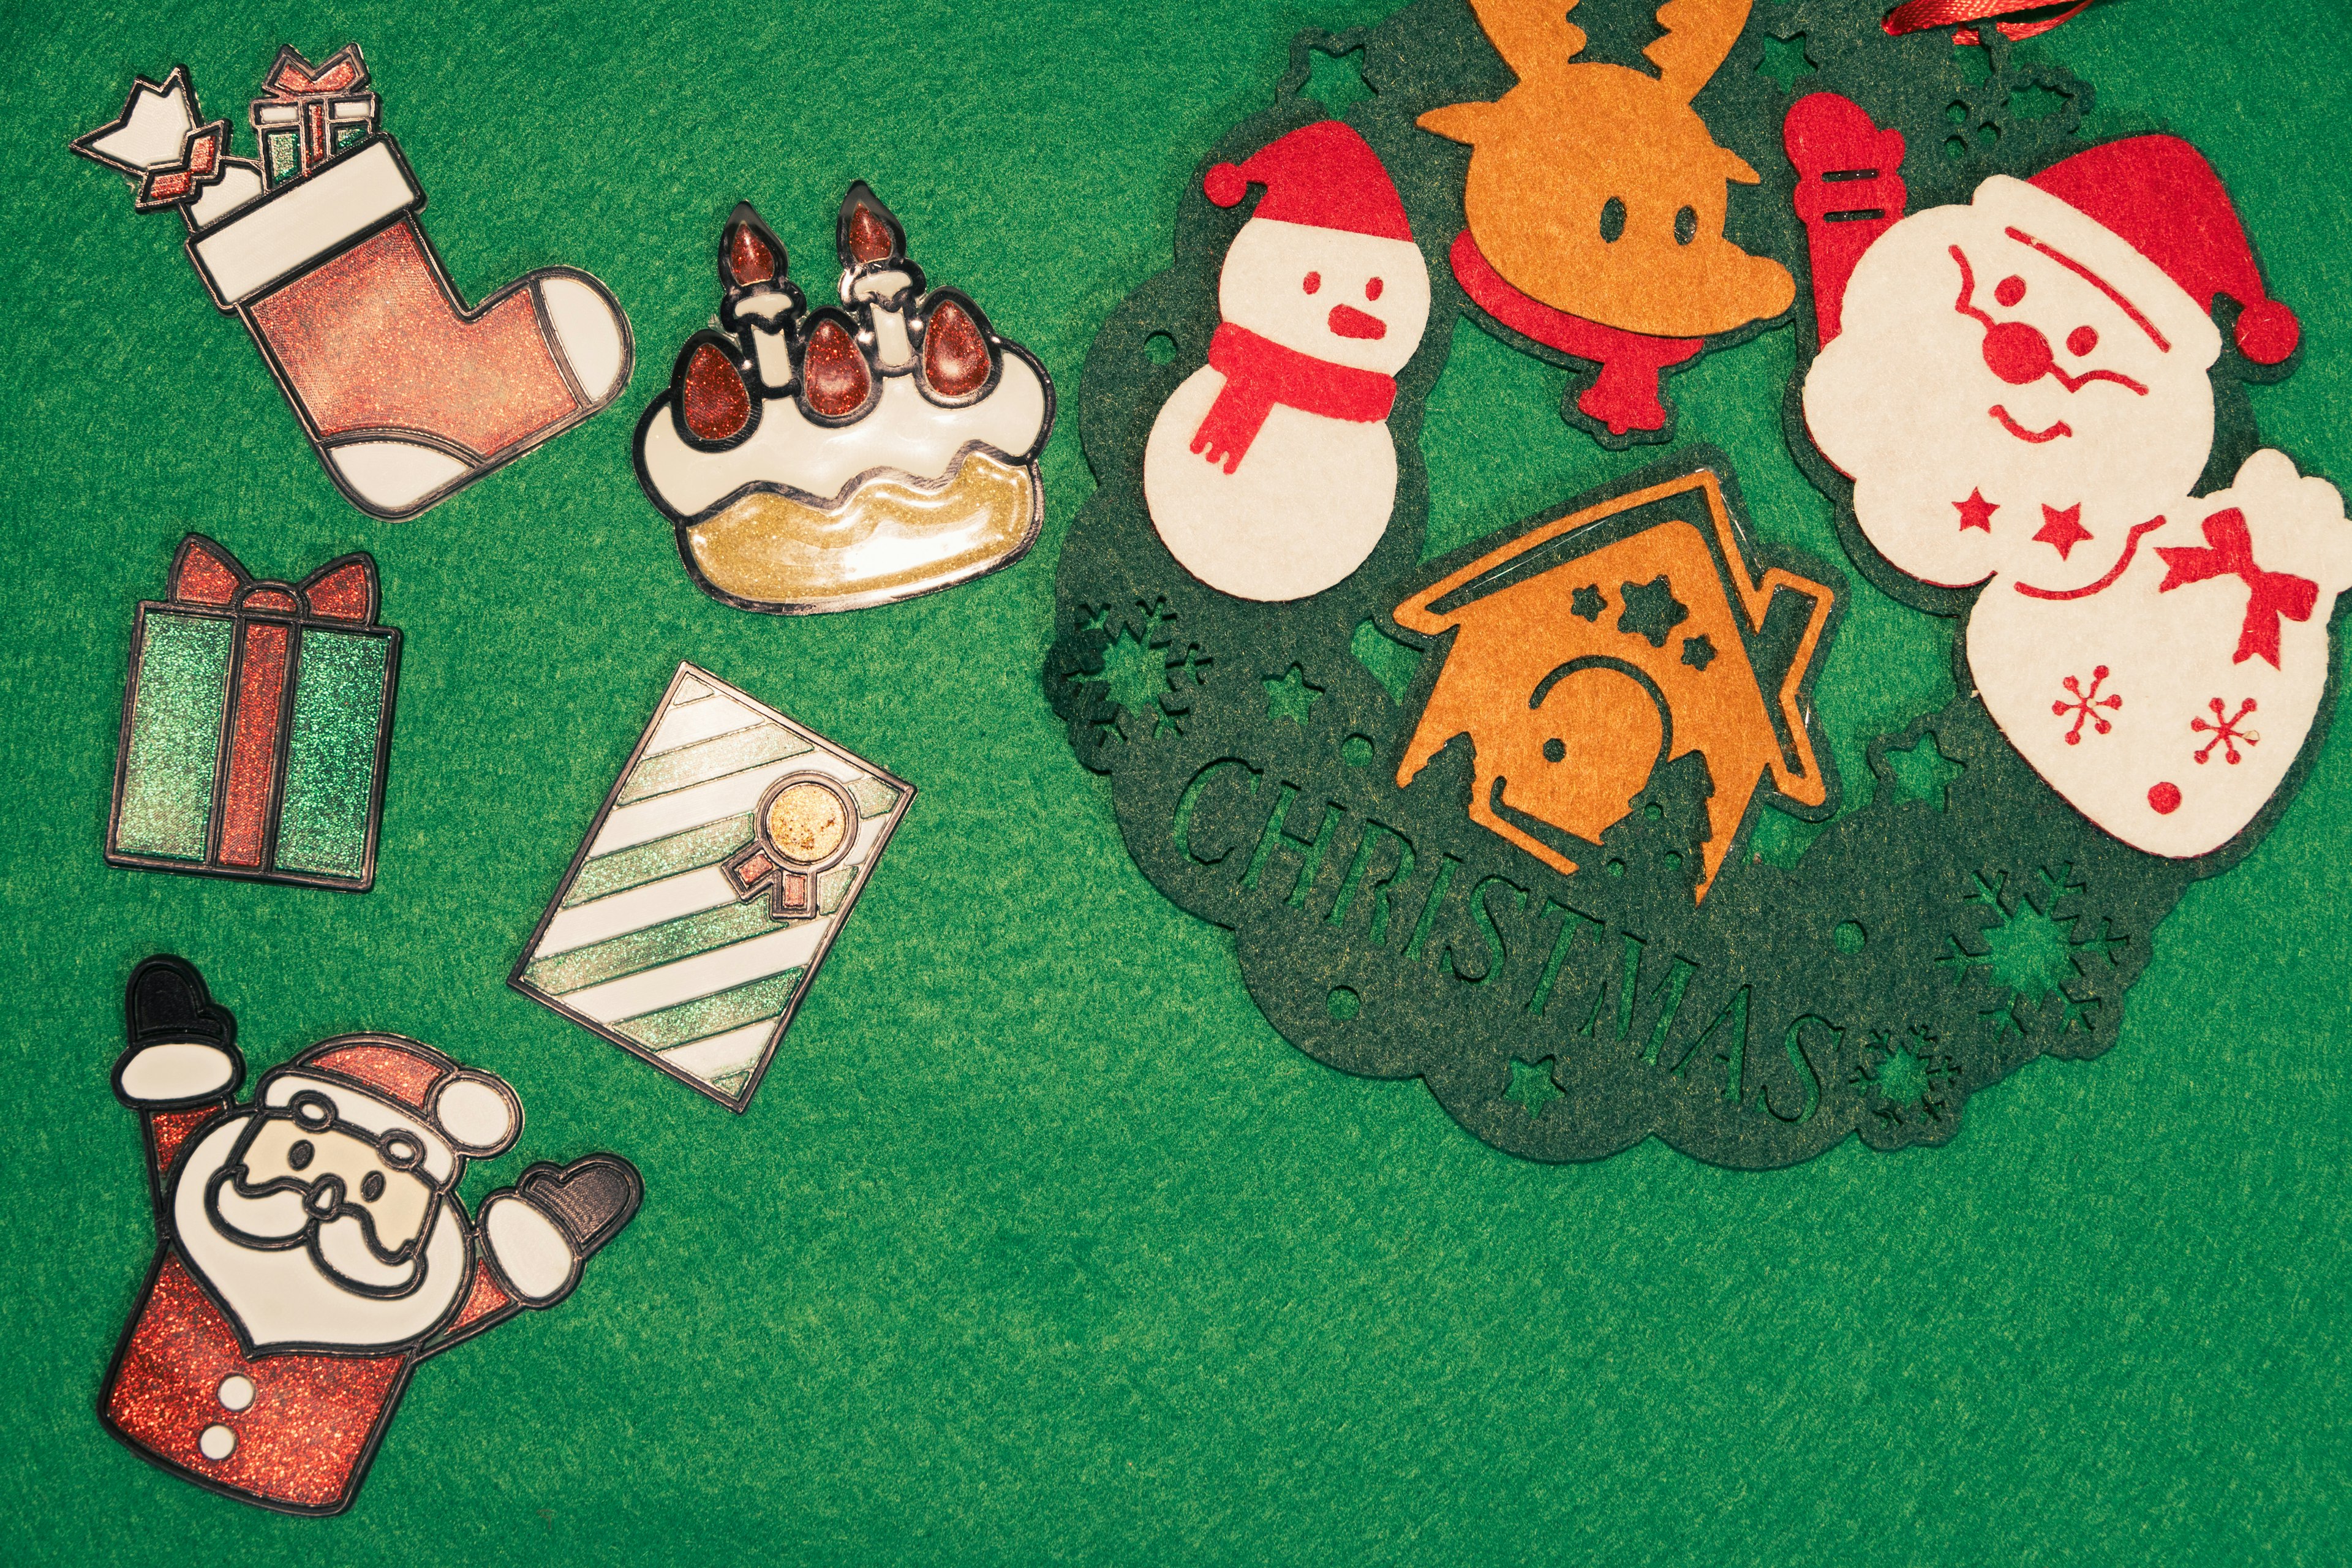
[2,0,2345,1561]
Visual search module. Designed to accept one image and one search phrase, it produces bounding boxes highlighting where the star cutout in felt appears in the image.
[1263,664,1324,725]
[2034,503,2093,559]
[1680,633,1717,671]
[1302,47,1372,114]
[1954,488,1999,533]
[1757,32,1816,92]
[1570,583,1607,622]
[1616,575,1690,648]
[1505,1055,1561,1117]
[1883,731,1964,812]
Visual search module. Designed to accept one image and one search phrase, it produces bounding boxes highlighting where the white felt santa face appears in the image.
[1144,121,1432,603]
[1804,137,2348,859]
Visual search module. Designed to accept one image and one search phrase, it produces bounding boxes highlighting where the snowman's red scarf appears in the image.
[1189,323,1396,474]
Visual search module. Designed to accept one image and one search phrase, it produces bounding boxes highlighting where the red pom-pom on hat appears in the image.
[2233,296,2299,366]
[1199,121,1414,243]
[2028,135,2297,366]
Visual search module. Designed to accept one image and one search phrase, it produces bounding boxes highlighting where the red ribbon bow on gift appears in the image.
[2155,507,2319,670]
[1883,0,2094,45]
[255,43,372,176]
[132,119,231,213]
[170,535,380,624]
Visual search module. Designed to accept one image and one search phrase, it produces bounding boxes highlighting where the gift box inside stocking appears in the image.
[108,535,400,891]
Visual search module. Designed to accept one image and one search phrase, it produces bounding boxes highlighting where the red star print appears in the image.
[2034,503,2093,560]
[1954,489,1999,533]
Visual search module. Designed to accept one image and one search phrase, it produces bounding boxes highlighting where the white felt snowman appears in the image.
[1144,121,1431,602]
[1806,135,2352,858]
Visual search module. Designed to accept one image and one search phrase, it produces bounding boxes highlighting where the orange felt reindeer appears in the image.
[1422,0,1794,433]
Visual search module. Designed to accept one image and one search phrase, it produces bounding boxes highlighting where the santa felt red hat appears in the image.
[1204,121,1414,243]
[276,1035,522,1168]
[2027,135,2299,366]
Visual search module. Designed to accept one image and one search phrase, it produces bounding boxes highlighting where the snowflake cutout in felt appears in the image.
[1065,597,1213,745]
[1505,1055,1562,1118]
[1939,868,2109,1040]
[1849,1026,1958,1131]
[1615,575,1690,648]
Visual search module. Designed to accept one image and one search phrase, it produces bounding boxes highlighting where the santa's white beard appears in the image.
[175,1115,468,1354]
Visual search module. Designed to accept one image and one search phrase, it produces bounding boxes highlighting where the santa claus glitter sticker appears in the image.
[99,957,642,1516]
[72,47,633,521]
[634,184,1053,613]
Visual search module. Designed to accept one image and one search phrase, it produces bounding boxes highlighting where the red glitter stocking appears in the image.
[186,140,633,519]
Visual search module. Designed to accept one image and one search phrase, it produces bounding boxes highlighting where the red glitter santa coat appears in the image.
[102,1046,528,1515]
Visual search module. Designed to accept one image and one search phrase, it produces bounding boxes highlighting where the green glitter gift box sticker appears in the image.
[107,535,401,891]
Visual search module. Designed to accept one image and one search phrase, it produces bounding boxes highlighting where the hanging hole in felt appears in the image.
[1834,920,1866,954]
[1327,986,1362,1021]
[1144,331,1178,366]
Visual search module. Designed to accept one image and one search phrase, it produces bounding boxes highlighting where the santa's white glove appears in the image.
[113,956,243,1110]
[480,1155,643,1308]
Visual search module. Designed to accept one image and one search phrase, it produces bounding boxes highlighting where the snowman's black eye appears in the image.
[1996,275,2027,307]
[1302,272,1321,294]
[1365,277,1384,301]
[287,1140,314,1171]
[361,1172,386,1202]
[2068,325,2098,356]
[1600,198,1626,243]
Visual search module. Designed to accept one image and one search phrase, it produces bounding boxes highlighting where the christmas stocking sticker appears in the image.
[634,184,1053,613]
[99,957,643,1515]
[73,47,633,521]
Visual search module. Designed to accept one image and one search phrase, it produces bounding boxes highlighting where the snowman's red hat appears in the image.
[268,1035,522,1179]
[1204,121,1414,243]
[2027,135,2299,366]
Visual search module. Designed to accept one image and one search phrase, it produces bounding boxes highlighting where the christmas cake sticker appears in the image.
[1046,9,2344,1169]
[510,664,914,1109]
[633,184,1054,613]
[1143,121,1433,601]
[73,46,633,521]
[100,956,643,1516]
[108,535,399,892]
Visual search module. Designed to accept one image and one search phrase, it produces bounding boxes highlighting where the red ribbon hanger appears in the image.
[1883,0,2094,45]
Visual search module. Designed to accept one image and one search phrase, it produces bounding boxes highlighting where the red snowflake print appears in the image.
[2191,697,2258,764]
[2052,665,2122,745]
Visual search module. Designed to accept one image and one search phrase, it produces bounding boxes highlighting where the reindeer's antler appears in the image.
[1644,0,1751,105]
[1463,0,1589,88]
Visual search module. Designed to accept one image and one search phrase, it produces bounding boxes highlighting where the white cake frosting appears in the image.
[639,351,1050,519]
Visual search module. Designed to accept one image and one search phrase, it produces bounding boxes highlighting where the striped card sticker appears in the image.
[508,663,914,1110]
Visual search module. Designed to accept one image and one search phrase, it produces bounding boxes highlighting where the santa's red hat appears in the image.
[1204,121,1414,243]
[266,1035,521,1180]
[2027,135,2299,366]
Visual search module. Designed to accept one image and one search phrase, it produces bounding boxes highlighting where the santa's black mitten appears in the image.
[480,1156,644,1308]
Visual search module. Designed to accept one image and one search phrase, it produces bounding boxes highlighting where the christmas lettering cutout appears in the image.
[101,957,642,1515]
[74,46,633,521]
[633,184,1054,613]
[1044,4,2346,1168]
